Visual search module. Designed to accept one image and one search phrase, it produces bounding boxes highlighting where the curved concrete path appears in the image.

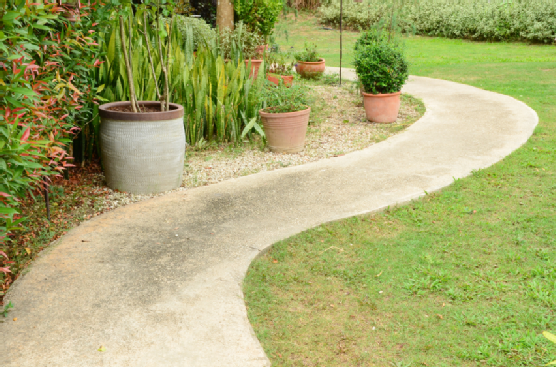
[1,72,537,367]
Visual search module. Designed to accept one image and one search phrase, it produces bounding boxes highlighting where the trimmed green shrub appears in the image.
[354,31,409,94]
[164,15,216,51]
[234,0,283,40]
[320,0,556,44]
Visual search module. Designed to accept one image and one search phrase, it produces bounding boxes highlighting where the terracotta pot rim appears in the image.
[296,58,325,65]
[259,106,311,117]
[266,73,294,78]
[99,101,184,121]
[245,59,263,63]
[362,91,402,97]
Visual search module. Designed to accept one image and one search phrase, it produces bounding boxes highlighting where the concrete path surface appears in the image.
[1,71,538,367]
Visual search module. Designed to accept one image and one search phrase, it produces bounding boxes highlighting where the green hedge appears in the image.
[319,0,556,43]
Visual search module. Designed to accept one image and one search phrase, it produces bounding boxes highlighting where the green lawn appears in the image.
[244,16,556,367]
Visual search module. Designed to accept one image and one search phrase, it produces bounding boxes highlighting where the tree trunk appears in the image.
[216,0,234,32]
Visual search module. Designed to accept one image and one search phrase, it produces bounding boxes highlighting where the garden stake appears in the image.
[43,178,50,222]
[339,0,343,85]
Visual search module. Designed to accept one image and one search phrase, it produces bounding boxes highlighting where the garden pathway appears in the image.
[1,69,538,367]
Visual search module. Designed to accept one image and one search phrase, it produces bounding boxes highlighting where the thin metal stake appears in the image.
[43,178,50,222]
[339,0,343,85]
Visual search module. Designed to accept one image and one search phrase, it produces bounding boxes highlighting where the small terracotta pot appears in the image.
[245,59,263,78]
[266,73,294,87]
[362,91,401,123]
[295,58,325,79]
[255,44,269,57]
[259,107,311,153]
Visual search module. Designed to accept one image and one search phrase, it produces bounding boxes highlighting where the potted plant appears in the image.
[259,82,311,153]
[219,22,264,77]
[265,50,295,87]
[354,30,409,123]
[294,43,325,79]
[98,2,186,194]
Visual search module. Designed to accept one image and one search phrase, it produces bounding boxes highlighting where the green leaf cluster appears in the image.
[260,82,310,114]
[294,42,321,63]
[233,0,283,39]
[354,30,409,95]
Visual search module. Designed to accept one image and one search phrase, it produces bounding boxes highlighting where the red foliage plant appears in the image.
[0,0,107,281]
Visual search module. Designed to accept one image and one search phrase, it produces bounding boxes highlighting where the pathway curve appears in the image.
[1,71,538,367]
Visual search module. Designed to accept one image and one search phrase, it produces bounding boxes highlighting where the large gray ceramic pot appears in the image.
[99,101,186,195]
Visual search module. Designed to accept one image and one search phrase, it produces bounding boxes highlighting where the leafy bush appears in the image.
[354,30,409,94]
[234,0,283,40]
[295,42,321,62]
[319,0,556,44]
[219,22,264,60]
[1,1,104,287]
[261,82,310,113]
[164,15,216,51]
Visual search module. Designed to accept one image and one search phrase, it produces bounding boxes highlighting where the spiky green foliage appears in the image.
[96,20,264,145]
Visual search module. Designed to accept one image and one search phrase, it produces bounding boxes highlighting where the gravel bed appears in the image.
[183,83,423,187]
[90,82,423,212]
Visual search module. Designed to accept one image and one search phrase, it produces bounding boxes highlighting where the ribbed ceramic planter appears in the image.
[259,107,310,153]
[295,58,325,79]
[99,101,186,195]
[266,73,294,87]
[245,59,263,78]
[362,91,401,123]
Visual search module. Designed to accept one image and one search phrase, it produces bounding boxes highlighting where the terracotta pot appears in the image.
[362,91,401,123]
[259,107,311,153]
[99,101,186,194]
[295,58,325,79]
[266,73,294,87]
[245,59,263,78]
[255,44,269,57]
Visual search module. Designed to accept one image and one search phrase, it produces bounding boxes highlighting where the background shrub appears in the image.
[164,15,216,51]
[319,0,556,44]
